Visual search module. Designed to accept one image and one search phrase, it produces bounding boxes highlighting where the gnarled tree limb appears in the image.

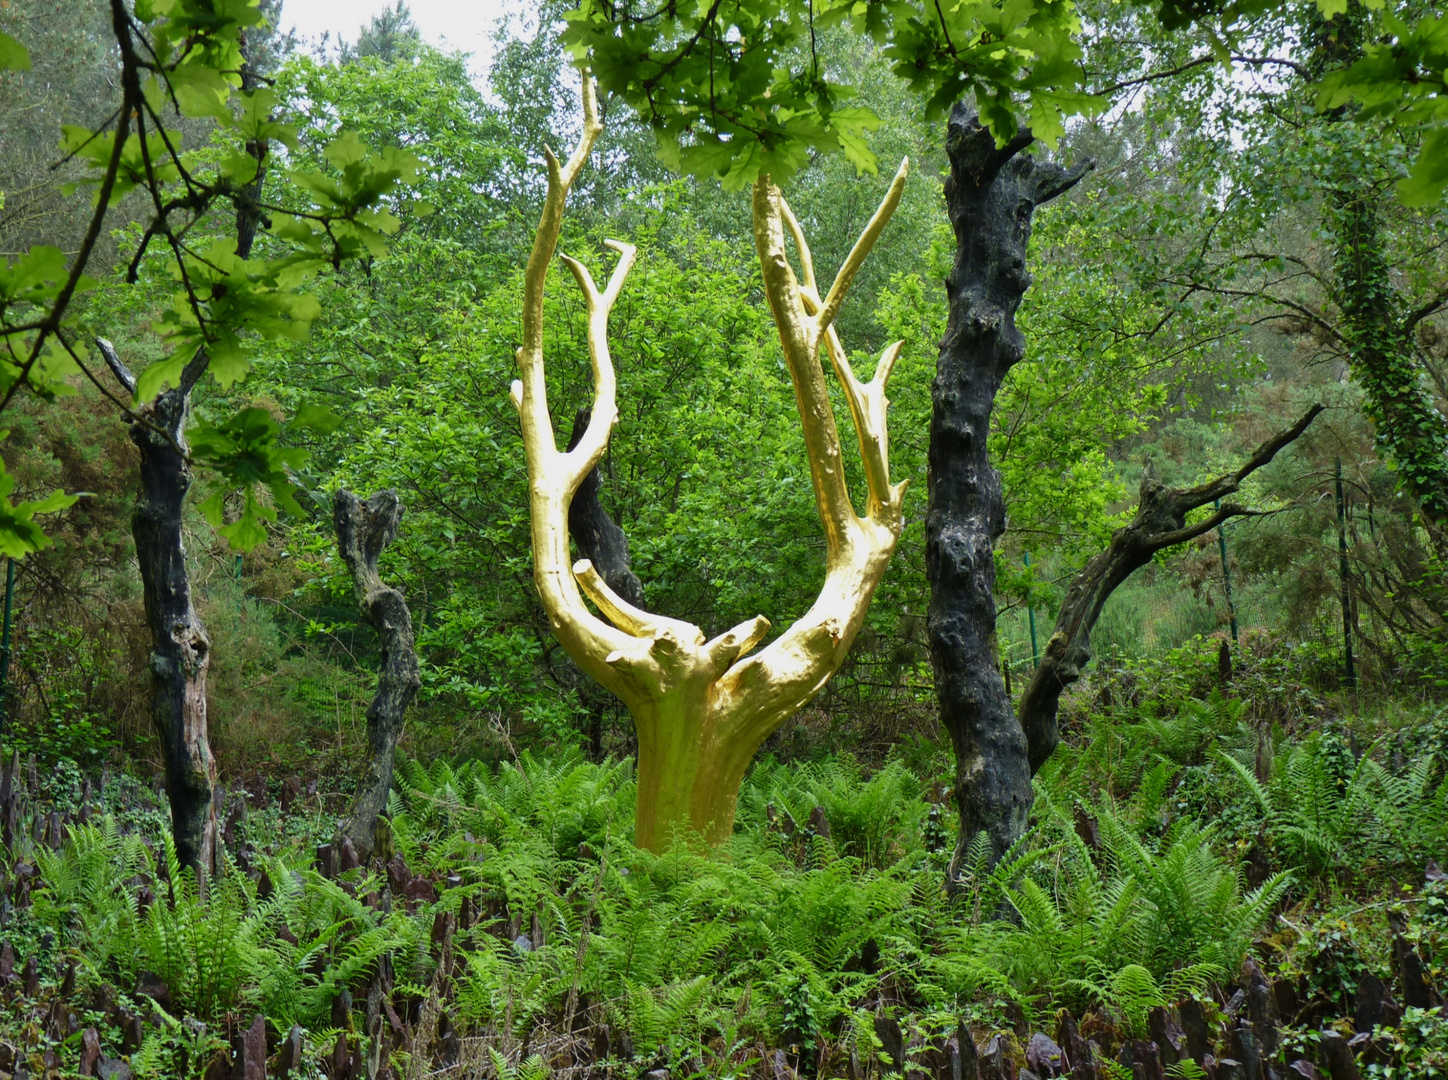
[335,489,420,858]
[1018,404,1324,773]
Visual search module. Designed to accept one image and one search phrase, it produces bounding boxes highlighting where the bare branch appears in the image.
[1017,404,1324,775]
[817,158,909,335]
[1175,404,1327,509]
[95,336,137,394]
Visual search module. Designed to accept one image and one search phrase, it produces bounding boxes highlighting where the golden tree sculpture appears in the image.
[513,75,909,851]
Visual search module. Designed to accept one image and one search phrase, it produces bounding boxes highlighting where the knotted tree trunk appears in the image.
[100,340,225,880]
[97,41,271,881]
[335,490,421,858]
[928,106,1324,875]
[129,380,217,877]
[928,106,1090,872]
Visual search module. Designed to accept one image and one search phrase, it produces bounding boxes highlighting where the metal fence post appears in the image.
[1213,498,1239,647]
[1335,458,1357,689]
[1023,551,1039,669]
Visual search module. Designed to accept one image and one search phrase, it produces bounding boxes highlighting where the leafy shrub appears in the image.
[1366,1007,1448,1079]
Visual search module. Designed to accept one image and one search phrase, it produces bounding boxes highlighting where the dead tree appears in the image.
[95,42,273,881]
[1017,406,1324,773]
[100,340,219,878]
[512,74,908,851]
[929,103,1323,874]
[928,106,1091,871]
[334,490,420,858]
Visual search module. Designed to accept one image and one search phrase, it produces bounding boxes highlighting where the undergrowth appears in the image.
[4,651,1446,1076]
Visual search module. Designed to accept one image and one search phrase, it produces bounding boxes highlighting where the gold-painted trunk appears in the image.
[513,74,908,852]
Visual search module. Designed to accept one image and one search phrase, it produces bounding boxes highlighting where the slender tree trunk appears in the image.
[335,490,420,859]
[927,106,1089,872]
[130,388,217,877]
[100,49,271,878]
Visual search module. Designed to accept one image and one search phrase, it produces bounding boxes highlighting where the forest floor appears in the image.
[0,637,1444,1080]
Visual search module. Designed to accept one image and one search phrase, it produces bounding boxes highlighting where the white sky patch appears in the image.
[278,0,517,80]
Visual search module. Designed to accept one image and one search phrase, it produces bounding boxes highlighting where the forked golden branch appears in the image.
[513,72,909,849]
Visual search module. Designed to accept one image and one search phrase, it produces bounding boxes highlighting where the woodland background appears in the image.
[0,0,1446,1077]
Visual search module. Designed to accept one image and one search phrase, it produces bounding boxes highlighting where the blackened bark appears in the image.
[335,490,421,858]
[565,408,644,608]
[928,105,1090,872]
[565,409,644,759]
[1016,406,1323,772]
[125,375,218,878]
[97,47,271,879]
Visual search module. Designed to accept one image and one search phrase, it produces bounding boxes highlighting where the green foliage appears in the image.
[1219,731,1448,880]
[137,842,260,1019]
[380,751,1286,1059]
[737,756,926,864]
[1366,1007,1448,1078]
[0,434,77,557]
[0,30,30,71]
[0,0,421,556]
[564,0,1091,190]
[30,817,420,1030]
[1317,12,1448,205]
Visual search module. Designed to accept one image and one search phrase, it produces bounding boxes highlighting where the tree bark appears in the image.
[335,490,421,859]
[1016,407,1323,771]
[128,384,218,878]
[928,106,1089,873]
[98,46,270,878]
[565,408,643,759]
[566,407,644,608]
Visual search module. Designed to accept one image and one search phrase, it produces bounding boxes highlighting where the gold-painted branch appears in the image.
[573,558,701,645]
[752,179,857,549]
[818,159,909,335]
[776,170,909,521]
[515,72,637,705]
[558,240,637,485]
[820,331,904,515]
[511,75,908,850]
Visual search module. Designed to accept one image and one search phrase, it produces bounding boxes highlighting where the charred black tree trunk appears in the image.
[566,408,644,759]
[335,490,421,858]
[125,377,218,878]
[101,340,224,879]
[96,49,271,879]
[928,106,1090,873]
[566,408,644,607]
[1016,407,1323,771]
